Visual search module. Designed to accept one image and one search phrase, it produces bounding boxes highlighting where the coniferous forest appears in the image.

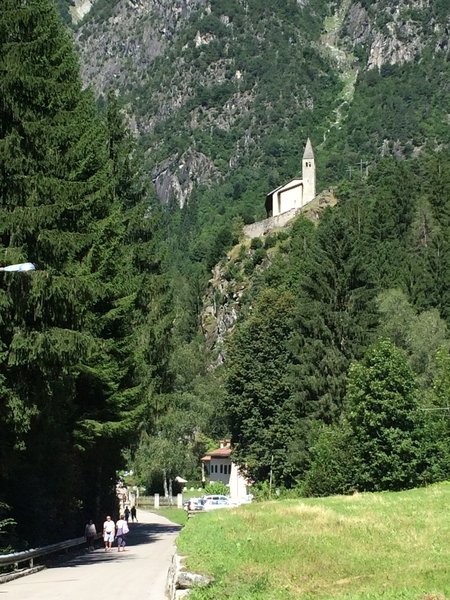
[1,0,450,548]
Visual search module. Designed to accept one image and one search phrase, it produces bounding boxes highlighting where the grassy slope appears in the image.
[177,483,450,600]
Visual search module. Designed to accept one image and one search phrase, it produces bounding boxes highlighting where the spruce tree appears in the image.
[225,288,298,485]
[0,0,144,544]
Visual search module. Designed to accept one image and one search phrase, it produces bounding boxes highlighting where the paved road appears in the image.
[0,510,181,600]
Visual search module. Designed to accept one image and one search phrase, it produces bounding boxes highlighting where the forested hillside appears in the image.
[225,155,450,492]
[1,0,449,549]
[70,0,450,277]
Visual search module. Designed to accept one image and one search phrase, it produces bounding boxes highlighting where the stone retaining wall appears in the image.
[242,208,300,239]
[166,553,213,599]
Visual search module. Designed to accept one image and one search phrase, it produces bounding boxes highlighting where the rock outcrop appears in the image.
[75,0,207,98]
[201,190,337,364]
[166,553,213,600]
[152,149,221,207]
[343,0,449,70]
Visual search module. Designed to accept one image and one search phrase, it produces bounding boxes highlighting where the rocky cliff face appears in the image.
[152,149,220,208]
[70,0,92,23]
[342,1,449,70]
[75,0,207,98]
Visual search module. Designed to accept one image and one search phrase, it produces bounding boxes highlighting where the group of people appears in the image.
[84,506,138,552]
[102,515,129,552]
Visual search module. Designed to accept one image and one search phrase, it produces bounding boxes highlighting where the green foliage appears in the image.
[419,348,450,483]
[0,0,169,547]
[204,482,229,496]
[301,423,356,497]
[226,288,298,485]
[377,288,449,384]
[344,339,421,492]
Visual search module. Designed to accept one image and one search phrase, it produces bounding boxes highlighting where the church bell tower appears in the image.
[302,138,316,205]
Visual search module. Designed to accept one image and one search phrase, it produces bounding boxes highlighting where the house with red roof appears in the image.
[201,439,250,501]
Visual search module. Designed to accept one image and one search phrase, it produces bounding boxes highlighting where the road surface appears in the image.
[0,510,181,600]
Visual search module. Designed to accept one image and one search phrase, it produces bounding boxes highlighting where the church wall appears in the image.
[279,184,302,214]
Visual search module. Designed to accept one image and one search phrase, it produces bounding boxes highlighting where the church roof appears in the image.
[267,178,303,197]
[303,137,314,160]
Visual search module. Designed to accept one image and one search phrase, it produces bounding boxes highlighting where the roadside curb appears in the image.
[0,565,46,584]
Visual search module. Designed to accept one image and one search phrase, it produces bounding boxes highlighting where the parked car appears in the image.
[184,498,205,512]
[202,494,229,503]
[237,494,254,505]
[202,495,235,511]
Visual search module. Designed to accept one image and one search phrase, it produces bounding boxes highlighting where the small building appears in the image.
[201,440,249,501]
[265,138,316,217]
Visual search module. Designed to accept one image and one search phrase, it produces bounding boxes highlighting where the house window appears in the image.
[220,464,223,474]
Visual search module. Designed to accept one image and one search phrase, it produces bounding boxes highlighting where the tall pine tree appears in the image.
[0,0,154,545]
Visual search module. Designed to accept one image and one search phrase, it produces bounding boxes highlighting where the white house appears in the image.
[265,138,316,217]
[201,440,249,501]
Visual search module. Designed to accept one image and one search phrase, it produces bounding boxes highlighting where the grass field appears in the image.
[147,506,188,526]
[176,482,450,600]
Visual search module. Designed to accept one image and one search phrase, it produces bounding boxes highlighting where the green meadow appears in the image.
[176,483,450,600]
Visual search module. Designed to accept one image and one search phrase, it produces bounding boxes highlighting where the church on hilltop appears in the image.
[265,138,316,217]
[243,138,317,239]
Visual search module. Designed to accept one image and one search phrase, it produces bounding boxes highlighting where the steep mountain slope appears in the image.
[74,0,340,212]
[69,0,449,211]
[325,0,450,174]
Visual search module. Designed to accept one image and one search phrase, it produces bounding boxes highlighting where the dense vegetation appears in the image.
[225,154,450,493]
[0,0,168,546]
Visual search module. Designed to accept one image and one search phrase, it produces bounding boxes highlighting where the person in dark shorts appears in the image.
[130,505,138,522]
[115,514,129,551]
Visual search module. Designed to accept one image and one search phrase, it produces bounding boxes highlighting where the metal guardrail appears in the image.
[0,533,102,571]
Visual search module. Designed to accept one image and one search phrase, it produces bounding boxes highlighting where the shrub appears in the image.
[264,234,277,249]
[250,237,263,250]
[252,247,266,266]
[204,482,229,495]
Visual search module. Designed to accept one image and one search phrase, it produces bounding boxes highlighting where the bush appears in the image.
[204,482,229,495]
[252,247,266,266]
[250,237,263,250]
[264,234,277,249]
[301,424,356,497]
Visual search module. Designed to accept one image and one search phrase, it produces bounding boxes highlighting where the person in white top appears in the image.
[116,514,129,552]
[103,515,115,551]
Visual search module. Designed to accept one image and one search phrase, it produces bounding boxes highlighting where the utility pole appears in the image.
[269,454,274,498]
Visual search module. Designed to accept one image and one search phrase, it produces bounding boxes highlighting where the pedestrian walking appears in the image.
[116,514,129,552]
[131,505,138,522]
[103,515,115,551]
[84,519,97,551]
[124,506,130,522]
